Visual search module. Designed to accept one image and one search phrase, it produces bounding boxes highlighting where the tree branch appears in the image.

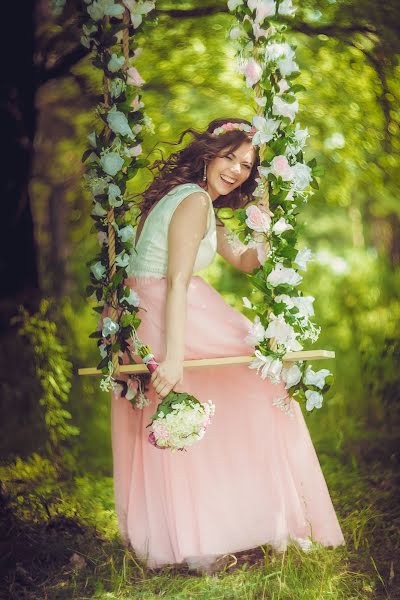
[35,44,89,86]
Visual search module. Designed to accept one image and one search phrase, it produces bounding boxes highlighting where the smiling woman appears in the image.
[109,118,345,572]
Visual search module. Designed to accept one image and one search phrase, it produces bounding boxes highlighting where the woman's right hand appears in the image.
[150,359,184,399]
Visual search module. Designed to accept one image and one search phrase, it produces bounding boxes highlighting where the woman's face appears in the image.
[205,140,256,201]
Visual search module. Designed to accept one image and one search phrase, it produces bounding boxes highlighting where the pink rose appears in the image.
[243,58,262,87]
[127,67,145,87]
[130,95,144,111]
[245,205,272,233]
[270,155,293,181]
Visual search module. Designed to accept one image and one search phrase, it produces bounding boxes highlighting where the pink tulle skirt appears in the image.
[111,275,345,568]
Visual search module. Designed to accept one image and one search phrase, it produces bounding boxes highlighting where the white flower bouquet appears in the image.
[148,392,215,452]
[136,344,216,451]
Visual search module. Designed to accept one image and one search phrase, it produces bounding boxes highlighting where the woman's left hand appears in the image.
[150,359,184,399]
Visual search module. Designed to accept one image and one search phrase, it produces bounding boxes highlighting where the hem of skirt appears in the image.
[129,533,346,570]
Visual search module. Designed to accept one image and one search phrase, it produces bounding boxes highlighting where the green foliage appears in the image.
[11,300,79,456]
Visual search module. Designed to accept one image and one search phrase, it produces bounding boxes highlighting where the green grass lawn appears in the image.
[1,429,398,600]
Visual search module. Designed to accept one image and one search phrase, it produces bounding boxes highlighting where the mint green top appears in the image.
[127,183,217,278]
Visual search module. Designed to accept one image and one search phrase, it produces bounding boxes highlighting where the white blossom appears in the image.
[304,366,331,390]
[100,152,124,176]
[272,96,299,122]
[108,183,123,207]
[227,0,243,9]
[278,0,296,16]
[267,263,302,287]
[281,364,302,389]
[291,162,313,192]
[251,116,280,145]
[242,296,253,309]
[90,261,106,280]
[107,105,134,139]
[123,0,155,29]
[118,224,136,243]
[102,317,120,337]
[245,316,266,347]
[249,350,283,384]
[272,217,293,235]
[124,289,140,307]
[305,390,323,411]
[91,202,107,217]
[294,247,313,270]
[264,313,303,351]
[115,251,130,268]
[107,53,125,73]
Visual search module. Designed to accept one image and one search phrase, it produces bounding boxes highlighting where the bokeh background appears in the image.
[1,1,399,598]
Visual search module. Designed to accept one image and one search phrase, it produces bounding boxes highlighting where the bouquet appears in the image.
[138,345,215,451]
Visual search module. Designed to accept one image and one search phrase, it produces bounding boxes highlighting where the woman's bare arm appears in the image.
[215,217,266,273]
[150,192,210,398]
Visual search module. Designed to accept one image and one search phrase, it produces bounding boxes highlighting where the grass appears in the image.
[1,431,399,600]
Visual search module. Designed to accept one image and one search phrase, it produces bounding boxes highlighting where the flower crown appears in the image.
[211,122,257,137]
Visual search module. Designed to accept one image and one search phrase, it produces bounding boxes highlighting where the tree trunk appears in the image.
[0,1,40,331]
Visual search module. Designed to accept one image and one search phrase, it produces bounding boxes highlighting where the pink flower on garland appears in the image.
[127,67,145,87]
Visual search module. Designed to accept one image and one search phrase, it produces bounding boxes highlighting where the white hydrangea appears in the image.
[149,400,215,451]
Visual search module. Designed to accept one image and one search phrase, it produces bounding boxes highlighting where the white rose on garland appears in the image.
[281,363,302,389]
[123,0,156,29]
[91,261,106,280]
[278,0,296,16]
[245,315,266,347]
[267,264,302,287]
[291,163,313,192]
[294,247,313,270]
[251,116,280,145]
[249,350,283,384]
[245,204,272,232]
[102,316,120,337]
[100,152,124,176]
[305,390,323,411]
[272,217,293,235]
[264,313,303,351]
[272,96,299,122]
[118,224,136,243]
[304,366,331,390]
[107,106,134,139]
[108,53,125,73]
[123,289,141,307]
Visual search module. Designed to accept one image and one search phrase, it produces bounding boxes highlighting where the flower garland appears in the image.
[227,0,333,412]
[81,0,156,390]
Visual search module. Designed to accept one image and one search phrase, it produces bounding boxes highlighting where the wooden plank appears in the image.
[78,349,335,376]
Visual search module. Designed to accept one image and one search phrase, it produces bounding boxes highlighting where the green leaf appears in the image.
[89,331,103,339]
[290,84,306,94]
[310,178,320,190]
[307,158,317,169]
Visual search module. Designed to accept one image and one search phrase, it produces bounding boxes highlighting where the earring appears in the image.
[203,163,207,181]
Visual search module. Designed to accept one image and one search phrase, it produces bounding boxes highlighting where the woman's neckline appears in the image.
[134,182,213,248]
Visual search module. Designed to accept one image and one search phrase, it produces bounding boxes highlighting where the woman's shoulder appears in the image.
[166,182,210,198]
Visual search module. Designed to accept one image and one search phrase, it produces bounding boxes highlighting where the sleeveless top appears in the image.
[127,183,217,278]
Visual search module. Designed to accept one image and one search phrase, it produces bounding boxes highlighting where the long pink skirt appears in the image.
[111,275,345,568]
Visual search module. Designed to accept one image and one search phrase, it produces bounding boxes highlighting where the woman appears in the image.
[111,117,345,572]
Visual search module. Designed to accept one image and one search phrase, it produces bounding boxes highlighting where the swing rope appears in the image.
[104,8,131,375]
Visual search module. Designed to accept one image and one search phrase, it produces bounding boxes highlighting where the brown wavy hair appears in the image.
[134,117,260,223]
